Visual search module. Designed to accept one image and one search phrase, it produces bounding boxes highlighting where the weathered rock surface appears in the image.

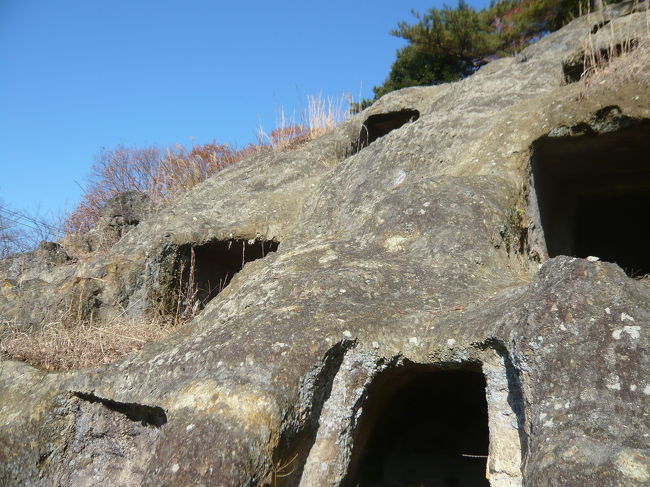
[1,4,649,486]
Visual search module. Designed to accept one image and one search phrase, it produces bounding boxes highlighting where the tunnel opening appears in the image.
[530,118,650,277]
[343,365,490,487]
[160,238,279,318]
[355,109,420,152]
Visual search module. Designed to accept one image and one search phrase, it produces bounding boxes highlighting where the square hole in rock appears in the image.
[164,239,279,316]
[531,120,650,277]
[355,109,420,152]
[343,366,490,487]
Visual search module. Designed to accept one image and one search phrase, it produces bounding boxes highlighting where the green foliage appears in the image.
[374,0,499,98]
[371,0,590,99]
[374,44,470,99]
[392,1,501,67]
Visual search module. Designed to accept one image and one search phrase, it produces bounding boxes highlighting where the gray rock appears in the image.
[100,190,152,228]
[1,5,649,486]
[60,191,155,257]
[0,241,69,280]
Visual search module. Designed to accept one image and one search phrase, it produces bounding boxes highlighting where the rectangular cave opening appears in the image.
[355,109,420,152]
[531,120,650,277]
[343,365,490,487]
[167,238,279,316]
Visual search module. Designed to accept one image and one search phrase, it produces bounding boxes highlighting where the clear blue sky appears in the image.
[0,0,489,219]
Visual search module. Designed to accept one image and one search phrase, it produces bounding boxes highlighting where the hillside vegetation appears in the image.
[366,0,615,103]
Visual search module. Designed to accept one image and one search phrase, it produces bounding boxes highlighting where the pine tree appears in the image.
[369,0,595,101]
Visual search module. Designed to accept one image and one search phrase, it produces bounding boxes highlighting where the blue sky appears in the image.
[0,0,489,219]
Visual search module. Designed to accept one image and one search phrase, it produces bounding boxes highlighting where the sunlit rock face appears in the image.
[1,3,650,486]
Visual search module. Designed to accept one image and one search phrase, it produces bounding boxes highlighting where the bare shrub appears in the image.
[64,143,247,235]
[65,92,354,236]
[0,200,63,257]
[64,146,162,234]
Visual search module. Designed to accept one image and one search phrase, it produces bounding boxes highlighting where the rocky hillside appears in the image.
[1,3,649,486]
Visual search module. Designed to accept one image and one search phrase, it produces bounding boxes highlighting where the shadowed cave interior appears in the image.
[531,119,650,277]
[344,366,490,487]
[173,239,279,312]
[356,109,420,151]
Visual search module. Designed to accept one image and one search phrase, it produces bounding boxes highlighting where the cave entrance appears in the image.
[356,109,420,151]
[530,119,650,277]
[166,239,279,316]
[344,366,489,487]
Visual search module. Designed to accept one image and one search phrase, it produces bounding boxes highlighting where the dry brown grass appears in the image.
[0,259,200,370]
[582,38,650,89]
[257,92,352,151]
[579,1,650,92]
[0,317,176,370]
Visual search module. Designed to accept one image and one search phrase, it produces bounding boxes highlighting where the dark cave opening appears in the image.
[531,119,650,277]
[344,366,490,487]
[169,239,279,314]
[356,109,420,151]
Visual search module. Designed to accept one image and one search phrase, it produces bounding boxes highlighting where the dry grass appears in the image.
[579,1,650,92]
[0,317,177,370]
[256,92,352,151]
[582,38,650,89]
[0,257,200,370]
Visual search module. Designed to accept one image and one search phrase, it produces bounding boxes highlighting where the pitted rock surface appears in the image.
[1,5,649,486]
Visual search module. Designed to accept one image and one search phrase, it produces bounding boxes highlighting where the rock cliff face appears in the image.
[1,4,649,486]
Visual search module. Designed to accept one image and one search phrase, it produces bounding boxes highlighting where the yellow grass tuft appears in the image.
[256,92,353,151]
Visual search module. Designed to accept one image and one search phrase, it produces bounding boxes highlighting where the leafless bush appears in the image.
[0,200,63,257]
[66,92,353,236]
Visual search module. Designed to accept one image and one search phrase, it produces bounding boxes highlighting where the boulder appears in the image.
[99,190,152,228]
